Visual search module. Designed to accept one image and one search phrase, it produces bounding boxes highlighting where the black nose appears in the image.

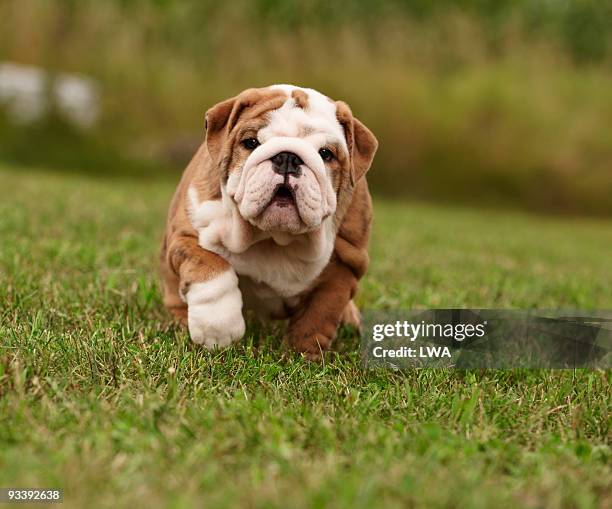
[271,151,303,177]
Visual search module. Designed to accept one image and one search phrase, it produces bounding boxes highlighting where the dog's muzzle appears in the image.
[226,137,337,233]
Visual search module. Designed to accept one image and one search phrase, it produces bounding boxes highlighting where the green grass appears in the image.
[0,165,610,509]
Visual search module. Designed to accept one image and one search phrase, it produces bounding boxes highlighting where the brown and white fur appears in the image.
[160,84,378,358]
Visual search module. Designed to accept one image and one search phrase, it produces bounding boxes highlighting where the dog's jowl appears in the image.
[160,84,378,358]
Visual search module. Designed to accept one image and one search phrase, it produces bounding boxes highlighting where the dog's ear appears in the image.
[204,93,246,166]
[205,88,286,169]
[336,100,378,186]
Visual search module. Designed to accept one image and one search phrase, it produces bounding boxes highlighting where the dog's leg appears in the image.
[340,300,362,331]
[162,234,245,348]
[286,179,371,359]
[286,261,359,359]
[161,260,188,324]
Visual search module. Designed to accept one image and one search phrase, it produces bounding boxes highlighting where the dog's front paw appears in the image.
[285,331,333,361]
[185,270,245,349]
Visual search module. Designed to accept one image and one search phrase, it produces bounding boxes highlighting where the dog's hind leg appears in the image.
[340,300,362,332]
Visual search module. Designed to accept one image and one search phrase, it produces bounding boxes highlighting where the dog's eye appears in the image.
[241,138,260,150]
[319,148,334,162]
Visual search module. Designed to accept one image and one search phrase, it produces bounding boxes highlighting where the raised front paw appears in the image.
[185,270,245,349]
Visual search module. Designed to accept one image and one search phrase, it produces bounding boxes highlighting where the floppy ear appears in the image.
[204,88,288,171]
[336,101,378,186]
[204,94,242,166]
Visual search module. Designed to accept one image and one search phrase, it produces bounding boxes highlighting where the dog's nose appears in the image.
[271,151,303,177]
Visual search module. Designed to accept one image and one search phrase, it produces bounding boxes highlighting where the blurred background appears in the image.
[1,0,611,216]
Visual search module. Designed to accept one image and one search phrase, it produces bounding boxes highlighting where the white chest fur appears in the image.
[188,187,335,304]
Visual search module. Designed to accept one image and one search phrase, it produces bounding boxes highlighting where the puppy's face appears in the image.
[205,85,377,235]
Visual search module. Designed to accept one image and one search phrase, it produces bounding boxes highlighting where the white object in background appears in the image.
[0,62,99,127]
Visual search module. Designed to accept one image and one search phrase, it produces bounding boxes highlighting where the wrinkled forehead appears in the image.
[257,85,347,151]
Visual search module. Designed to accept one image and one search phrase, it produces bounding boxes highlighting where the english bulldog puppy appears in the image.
[160,85,377,358]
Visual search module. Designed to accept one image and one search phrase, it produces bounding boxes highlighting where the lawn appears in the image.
[0,165,610,508]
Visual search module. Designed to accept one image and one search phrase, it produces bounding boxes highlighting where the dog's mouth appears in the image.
[252,181,303,232]
[235,158,331,233]
[269,183,297,208]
